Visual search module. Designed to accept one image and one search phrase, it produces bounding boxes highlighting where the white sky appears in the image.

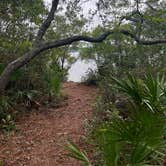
[43,0,140,29]
[44,0,100,28]
[44,0,97,11]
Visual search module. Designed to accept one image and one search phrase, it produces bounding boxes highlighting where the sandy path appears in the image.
[0,82,97,166]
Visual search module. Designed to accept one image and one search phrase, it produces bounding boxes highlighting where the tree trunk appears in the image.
[0,47,43,93]
[0,68,12,93]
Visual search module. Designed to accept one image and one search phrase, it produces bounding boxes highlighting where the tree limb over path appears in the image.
[0,0,166,92]
[43,30,166,49]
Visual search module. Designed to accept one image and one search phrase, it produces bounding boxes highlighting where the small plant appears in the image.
[66,141,92,166]
[44,64,63,98]
[112,73,166,113]
[1,114,16,133]
[16,89,39,100]
[0,95,12,120]
[15,89,40,108]
[0,160,4,166]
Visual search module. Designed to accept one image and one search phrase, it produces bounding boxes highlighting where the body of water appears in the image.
[68,60,97,82]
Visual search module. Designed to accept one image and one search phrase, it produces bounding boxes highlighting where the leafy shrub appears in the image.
[0,95,12,120]
[44,64,64,97]
[1,114,16,133]
[94,74,166,165]
[96,111,165,165]
[67,73,166,166]
[0,95,16,133]
[112,73,166,113]
[15,89,38,102]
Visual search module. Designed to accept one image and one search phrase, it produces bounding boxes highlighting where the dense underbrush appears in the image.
[0,63,67,133]
[67,73,166,166]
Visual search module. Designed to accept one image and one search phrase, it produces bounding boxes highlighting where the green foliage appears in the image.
[14,89,39,106]
[0,95,12,120]
[94,73,166,165]
[67,73,166,166]
[49,74,62,95]
[112,74,144,104]
[0,160,4,166]
[0,95,16,133]
[97,111,165,165]
[0,0,46,63]
[66,141,92,166]
[44,64,64,96]
[97,126,122,166]
[112,73,166,113]
[0,64,5,74]
[80,5,166,78]
[1,114,16,133]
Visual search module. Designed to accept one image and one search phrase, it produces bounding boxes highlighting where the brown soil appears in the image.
[0,82,97,166]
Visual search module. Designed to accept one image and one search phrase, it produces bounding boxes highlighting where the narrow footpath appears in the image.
[0,82,97,166]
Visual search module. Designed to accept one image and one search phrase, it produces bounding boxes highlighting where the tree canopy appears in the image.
[0,0,166,92]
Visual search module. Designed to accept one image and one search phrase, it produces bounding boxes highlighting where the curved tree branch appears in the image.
[2,30,166,75]
[35,0,59,44]
[42,30,166,49]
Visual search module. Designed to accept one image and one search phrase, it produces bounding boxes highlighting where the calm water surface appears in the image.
[68,60,97,82]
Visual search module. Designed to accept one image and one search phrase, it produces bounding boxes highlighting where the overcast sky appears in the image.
[44,0,101,28]
[43,0,138,29]
[44,0,96,11]
[44,0,96,14]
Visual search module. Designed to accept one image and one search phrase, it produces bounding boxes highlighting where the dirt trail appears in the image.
[0,82,97,166]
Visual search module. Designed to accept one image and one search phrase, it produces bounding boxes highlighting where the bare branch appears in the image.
[119,30,166,45]
[42,30,166,50]
[3,30,166,72]
[7,30,166,70]
[35,0,59,43]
